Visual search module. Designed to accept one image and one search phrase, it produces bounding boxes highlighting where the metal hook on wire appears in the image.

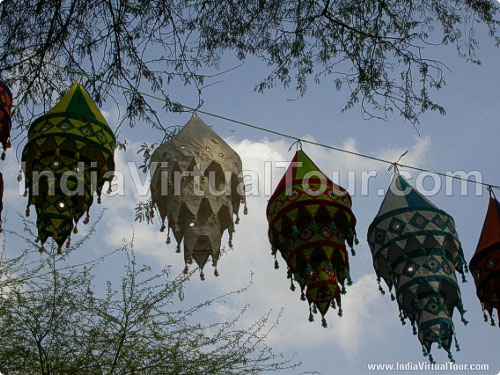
[288,139,303,152]
[488,185,497,199]
[388,150,408,174]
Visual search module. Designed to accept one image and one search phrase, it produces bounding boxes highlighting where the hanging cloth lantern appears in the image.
[0,173,3,232]
[266,150,357,327]
[469,187,500,327]
[0,79,12,160]
[150,115,246,280]
[21,83,116,253]
[367,172,468,363]
[0,79,12,232]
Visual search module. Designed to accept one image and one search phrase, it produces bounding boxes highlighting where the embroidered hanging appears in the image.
[266,150,357,327]
[150,115,246,279]
[469,188,500,327]
[0,79,12,160]
[0,79,13,232]
[367,172,468,363]
[21,83,116,253]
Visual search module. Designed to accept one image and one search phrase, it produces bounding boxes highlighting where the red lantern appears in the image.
[469,188,500,327]
[0,79,13,160]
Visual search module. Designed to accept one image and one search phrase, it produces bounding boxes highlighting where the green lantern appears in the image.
[22,83,115,253]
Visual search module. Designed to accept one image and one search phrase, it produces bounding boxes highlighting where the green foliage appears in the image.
[0,217,306,375]
[1,0,499,131]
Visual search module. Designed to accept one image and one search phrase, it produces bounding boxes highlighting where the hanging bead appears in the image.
[274,259,279,269]
[422,346,428,357]
[176,244,181,253]
[200,271,205,281]
[214,268,219,277]
[243,204,248,215]
[347,274,353,286]
[447,350,455,364]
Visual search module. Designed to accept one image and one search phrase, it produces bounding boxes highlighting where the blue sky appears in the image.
[2,15,500,375]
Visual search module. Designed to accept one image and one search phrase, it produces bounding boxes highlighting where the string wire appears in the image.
[3,47,499,191]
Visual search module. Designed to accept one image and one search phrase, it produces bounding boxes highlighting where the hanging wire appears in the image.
[3,47,500,191]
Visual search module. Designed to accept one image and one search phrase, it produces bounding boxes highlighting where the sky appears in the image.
[2,13,500,375]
